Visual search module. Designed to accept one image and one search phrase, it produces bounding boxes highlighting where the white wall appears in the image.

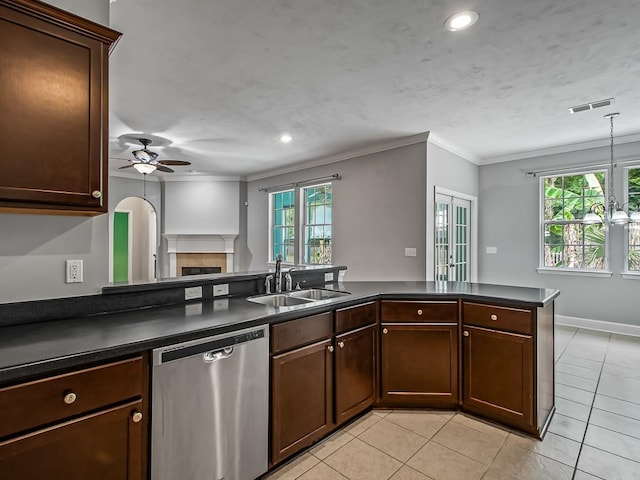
[44,0,109,25]
[426,141,479,281]
[247,142,427,280]
[164,180,240,235]
[478,141,640,326]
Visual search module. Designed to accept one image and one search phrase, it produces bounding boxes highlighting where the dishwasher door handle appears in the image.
[203,346,234,363]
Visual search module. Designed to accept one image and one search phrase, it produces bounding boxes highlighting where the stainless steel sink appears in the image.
[247,288,350,308]
[288,288,350,300]
[247,294,314,307]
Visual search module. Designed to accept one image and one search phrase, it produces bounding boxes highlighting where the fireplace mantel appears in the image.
[163,234,238,276]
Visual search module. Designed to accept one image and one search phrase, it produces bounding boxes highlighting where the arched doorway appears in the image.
[113,196,158,283]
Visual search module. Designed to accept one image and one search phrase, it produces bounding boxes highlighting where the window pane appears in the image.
[542,171,607,270]
[303,184,332,264]
[270,190,295,262]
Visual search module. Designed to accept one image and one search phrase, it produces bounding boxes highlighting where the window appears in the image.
[541,171,607,270]
[627,167,640,271]
[270,190,295,263]
[269,183,333,265]
[303,184,332,264]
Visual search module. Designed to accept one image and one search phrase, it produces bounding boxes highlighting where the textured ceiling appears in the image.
[108,0,640,177]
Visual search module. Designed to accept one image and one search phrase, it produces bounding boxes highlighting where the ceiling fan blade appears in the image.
[158,160,191,166]
[155,165,175,173]
[118,164,135,169]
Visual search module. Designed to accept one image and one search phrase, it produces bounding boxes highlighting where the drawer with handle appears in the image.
[0,356,144,439]
[463,302,532,335]
[381,301,457,323]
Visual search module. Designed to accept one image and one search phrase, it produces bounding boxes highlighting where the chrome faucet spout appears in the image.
[285,267,295,291]
[274,254,283,293]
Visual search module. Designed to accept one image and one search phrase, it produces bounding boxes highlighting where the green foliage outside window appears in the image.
[303,185,332,264]
[543,172,606,269]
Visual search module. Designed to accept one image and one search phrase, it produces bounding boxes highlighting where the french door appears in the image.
[435,193,471,281]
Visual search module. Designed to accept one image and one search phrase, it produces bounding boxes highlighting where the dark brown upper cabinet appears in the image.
[0,0,121,215]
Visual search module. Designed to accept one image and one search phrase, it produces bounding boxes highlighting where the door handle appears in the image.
[203,346,234,363]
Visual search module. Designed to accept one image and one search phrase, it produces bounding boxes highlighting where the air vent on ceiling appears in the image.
[568,98,614,114]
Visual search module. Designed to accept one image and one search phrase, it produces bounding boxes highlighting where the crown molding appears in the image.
[162,174,243,182]
[427,132,480,165]
[481,133,640,165]
[109,170,161,182]
[246,132,429,182]
[109,170,242,182]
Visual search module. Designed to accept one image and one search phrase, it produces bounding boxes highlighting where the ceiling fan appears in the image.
[116,138,191,174]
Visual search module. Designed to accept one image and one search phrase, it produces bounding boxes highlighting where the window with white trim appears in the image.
[302,184,332,264]
[627,167,640,271]
[270,190,295,263]
[269,183,333,265]
[541,171,607,270]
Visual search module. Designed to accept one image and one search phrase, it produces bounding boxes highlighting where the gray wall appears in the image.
[426,142,479,281]
[0,175,160,304]
[164,180,240,235]
[247,142,427,280]
[478,141,640,326]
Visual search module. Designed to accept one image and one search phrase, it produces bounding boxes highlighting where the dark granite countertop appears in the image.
[0,281,558,385]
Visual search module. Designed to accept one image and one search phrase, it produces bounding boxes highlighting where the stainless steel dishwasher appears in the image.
[151,325,269,480]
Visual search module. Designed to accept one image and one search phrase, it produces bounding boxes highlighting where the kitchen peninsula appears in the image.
[0,270,558,478]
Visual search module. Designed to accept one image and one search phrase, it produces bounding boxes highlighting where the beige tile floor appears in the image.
[265,326,640,480]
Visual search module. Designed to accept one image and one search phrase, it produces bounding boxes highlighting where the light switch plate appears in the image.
[486,246,498,254]
[404,247,417,257]
[325,272,334,282]
[213,284,229,297]
[184,286,203,300]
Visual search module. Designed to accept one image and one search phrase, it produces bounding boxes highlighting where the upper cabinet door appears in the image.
[0,0,121,215]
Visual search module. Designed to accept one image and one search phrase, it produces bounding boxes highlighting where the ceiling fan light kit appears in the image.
[116,138,191,175]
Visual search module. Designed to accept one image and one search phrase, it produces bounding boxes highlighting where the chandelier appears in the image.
[583,113,640,225]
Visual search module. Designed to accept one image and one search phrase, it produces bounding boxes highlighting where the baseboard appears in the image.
[556,315,640,337]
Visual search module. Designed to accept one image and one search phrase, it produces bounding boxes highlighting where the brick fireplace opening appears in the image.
[164,234,237,277]
[177,253,227,276]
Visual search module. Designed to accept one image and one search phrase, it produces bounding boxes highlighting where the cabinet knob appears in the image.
[63,391,77,405]
[463,331,469,337]
[490,314,498,321]
[328,345,334,352]
[338,341,345,348]
[382,328,388,334]
[91,190,102,199]
[131,411,143,423]
[417,309,423,315]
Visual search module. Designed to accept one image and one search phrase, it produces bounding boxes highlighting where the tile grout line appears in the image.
[570,329,611,480]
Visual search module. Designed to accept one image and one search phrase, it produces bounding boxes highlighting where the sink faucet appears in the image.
[285,267,295,291]
[264,274,274,294]
[274,254,283,293]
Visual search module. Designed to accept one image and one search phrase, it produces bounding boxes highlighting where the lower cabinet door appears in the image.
[381,324,458,407]
[271,339,334,465]
[335,324,376,426]
[0,400,144,480]
[463,325,534,429]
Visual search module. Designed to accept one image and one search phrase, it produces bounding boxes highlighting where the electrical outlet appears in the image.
[66,260,83,283]
[184,286,203,300]
[324,272,334,282]
[213,284,229,297]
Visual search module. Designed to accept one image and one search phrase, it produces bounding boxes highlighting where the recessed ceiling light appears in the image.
[444,10,479,31]
[280,133,292,143]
